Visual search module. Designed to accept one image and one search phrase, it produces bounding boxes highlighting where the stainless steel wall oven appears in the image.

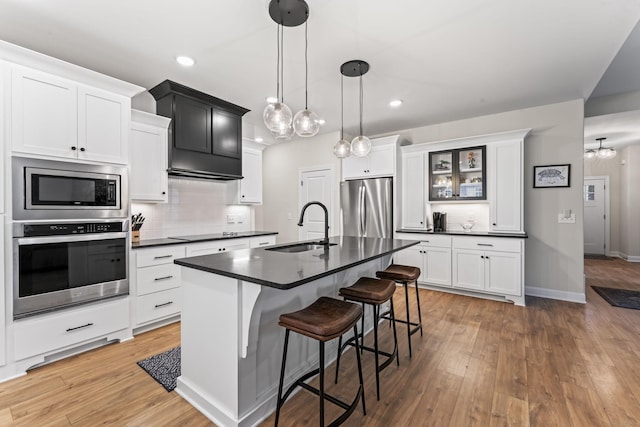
[13,221,129,319]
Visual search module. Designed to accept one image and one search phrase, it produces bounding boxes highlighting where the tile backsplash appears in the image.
[426,203,490,232]
[131,177,252,240]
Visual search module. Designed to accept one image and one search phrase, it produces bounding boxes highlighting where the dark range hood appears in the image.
[149,80,250,181]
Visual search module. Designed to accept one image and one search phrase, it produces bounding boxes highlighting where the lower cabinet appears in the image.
[185,240,250,257]
[394,235,452,287]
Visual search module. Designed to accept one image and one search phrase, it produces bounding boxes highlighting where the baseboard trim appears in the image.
[618,252,640,262]
[525,286,586,304]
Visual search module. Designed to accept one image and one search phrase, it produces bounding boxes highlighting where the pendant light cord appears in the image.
[276,23,280,101]
[340,74,344,140]
[359,65,364,136]
[304,21,309,109]
[280,24,285,103]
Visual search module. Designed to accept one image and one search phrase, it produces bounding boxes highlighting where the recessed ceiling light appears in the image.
[389,99,403,107]
[255,137,264,143]
[318,119,326,125]
[266,96,278,103]
[176,56,195,67]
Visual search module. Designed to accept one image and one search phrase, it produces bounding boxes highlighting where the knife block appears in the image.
[131,230,140,243]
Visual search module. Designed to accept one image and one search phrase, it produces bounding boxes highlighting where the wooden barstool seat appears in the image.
[335,277,399,400]
[377,264,423,358]
[275,297,366,426]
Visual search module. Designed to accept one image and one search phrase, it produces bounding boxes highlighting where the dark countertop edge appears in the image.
[131,231,279,249]
[174,240,420,290]
[396,229,528,238]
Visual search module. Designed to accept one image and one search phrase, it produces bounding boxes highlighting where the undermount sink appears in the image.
[266,242,337,253]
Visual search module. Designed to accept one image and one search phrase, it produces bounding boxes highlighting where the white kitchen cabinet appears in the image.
[452,236,523,301]
[185,239,250,257]
[250,235,276,248]
[393,234,451,287]
[228,146,263,204]
[0,216,5,367]
[488,138,523,233]
[11,65,131,165]
[130,110,171,203]
[341,135,397,180]
[401,151,427,229]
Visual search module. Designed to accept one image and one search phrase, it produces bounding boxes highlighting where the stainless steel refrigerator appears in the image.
[340,177,393,238]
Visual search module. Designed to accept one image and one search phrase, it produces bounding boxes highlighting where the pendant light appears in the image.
[584,137,616,159]
[333,73,351,157]
[293,21,320,137]
[264,0,310,136]
[341,60,371,157]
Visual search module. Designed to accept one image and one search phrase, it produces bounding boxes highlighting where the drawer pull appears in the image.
[153,255,173,259]
[259,242,270,246]
[66,323,94,332]
[477,243,494,247]
[154,301,174,308]
[423,240,429,243]
[154,275,174,281]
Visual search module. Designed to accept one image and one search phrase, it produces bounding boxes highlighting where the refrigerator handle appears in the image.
[361,184,367,235]
[359,184,366,236]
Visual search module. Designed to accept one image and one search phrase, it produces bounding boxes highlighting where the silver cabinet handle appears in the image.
[154,301,174,308]
[66,323,94,332]
[154,275,174,281]
[258,242,270,246]
[477,243,493,247]
[154,255,173,259]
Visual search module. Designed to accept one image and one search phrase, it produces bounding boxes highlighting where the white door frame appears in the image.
[298,165,335,241]
[584,175,610,256]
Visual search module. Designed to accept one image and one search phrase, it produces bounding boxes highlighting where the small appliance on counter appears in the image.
[433,212,447,232]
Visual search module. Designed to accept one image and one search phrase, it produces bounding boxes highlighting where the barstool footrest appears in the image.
[337,336,397,374]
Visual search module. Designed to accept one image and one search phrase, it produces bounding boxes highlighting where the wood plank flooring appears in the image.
[1,258,639,426]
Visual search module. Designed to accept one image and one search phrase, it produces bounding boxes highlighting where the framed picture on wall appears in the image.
[533,164,571,188]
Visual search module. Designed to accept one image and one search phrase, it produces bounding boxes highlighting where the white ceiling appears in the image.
[1,0,639,145]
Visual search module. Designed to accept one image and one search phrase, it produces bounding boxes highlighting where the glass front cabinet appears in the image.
[428,146,486,201]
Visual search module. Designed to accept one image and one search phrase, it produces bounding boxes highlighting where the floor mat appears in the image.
[137,346,181,392]
[592,286,640,310]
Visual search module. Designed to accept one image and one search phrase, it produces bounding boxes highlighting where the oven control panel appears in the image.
[22,221,124,237]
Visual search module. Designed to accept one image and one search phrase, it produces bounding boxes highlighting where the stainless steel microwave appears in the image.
[12,157,129,220]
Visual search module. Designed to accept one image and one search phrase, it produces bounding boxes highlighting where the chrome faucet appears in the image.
[297,201,329,245]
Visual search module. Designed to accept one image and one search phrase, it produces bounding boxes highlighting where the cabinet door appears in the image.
[429,150,454,200]
[488,139,522,232]
[424,247,451,287]
[239,148,262,203]
[457,147,485,200]
[452,249,484,290]
[485,250,521,296]
[0,216,4,366]
[212,108,241,159]
[174,95,211,153]
[11,66,78,158]
[393,244,424,282]
[342,155,369,180]
[401,152,426,228]
[367,143,395,177]
[78,86,129,164]
[130,121,168,202]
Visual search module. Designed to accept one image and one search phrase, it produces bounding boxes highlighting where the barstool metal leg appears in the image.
[403,281,413,358]
[414,279,423,337]
[275,329,290,427]
[334,334,343,385]
[373,304,380,400]
[319,341,325,427]
[352,324,366,416]
[390,297,399,367]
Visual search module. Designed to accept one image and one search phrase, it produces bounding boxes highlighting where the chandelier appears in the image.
[584,137,616,159]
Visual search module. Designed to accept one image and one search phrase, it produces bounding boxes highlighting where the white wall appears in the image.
[619,145,640,259]
[585,90,640,117]
[584,157,622,253]
[132,177,252,240]
[379,99,586,301]
[256,131,341,244]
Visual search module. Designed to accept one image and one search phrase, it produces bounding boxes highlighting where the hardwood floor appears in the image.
[1,258,639,426]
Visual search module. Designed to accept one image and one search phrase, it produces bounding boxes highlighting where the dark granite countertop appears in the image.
[174,236,419,290]
[396,229,528,238]
[131,231,279,249]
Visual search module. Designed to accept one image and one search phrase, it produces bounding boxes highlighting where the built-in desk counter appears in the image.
[174,236,418,427]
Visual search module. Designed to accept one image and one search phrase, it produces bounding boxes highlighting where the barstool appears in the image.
[334,277,399,401]
[275,297,366,427]
[376,264,422,358]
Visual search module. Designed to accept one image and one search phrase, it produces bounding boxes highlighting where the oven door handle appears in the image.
[17,232,128,245]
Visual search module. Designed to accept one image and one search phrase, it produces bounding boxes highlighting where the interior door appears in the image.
[584,178,606,255]
[299,168,333,241]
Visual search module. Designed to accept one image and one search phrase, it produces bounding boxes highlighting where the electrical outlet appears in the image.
[227,215,236,224]
[558,213,575,224]
[287,213,293,220]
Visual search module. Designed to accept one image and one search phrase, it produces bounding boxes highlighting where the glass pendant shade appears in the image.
[351,135,372,157]
[584,150,596,159]
[293,109,320,137]
[272,124,294,140]
[263,102,293,132]
[596,148,616,159]
[333,139,351,158]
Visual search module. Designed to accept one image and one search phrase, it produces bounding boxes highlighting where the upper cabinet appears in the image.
[228,143,263,205]
[428,146,486,201]
[10,65,134,165]
[149,80,249,181]
[401,151,426,228]
[130,110,171,203]
[487,138,524,232]
[342,135,398,181]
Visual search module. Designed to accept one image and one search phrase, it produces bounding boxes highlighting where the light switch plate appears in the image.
[558,213,576,224]
[227,215,236,224]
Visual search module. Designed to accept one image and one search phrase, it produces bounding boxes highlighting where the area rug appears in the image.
[584,254,614,260]
[137,346,181,392]
[592,287,640,310]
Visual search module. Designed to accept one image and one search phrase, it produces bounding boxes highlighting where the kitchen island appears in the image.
[174,236,418,427]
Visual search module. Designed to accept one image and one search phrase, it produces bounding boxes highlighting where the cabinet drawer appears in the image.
[137,264,181,296]
[250,235,276,248]
[14,298,129,361]
[136,288,181,325]
[452,236,522,253]
[419,235,452,248]
[136,246,185,268]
